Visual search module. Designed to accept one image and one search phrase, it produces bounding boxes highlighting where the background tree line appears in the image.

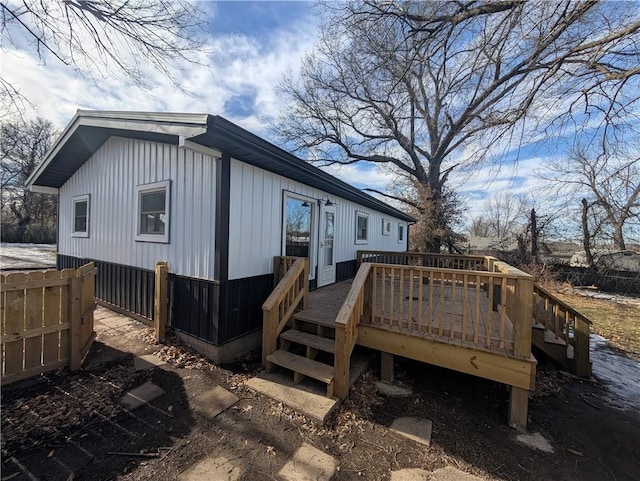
[1,118,57,243]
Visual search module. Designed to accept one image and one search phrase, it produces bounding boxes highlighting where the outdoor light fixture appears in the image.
[319,196,334,206]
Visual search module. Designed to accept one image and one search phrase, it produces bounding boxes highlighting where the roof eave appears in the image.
[27,110,210,188]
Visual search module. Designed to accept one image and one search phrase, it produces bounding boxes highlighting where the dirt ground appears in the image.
[2,308,639,481]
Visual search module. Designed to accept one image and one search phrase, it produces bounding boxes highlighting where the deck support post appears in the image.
[154,261,169,344]
[509,275,534,430]
[508,387,529,431]
[380,352,394,383]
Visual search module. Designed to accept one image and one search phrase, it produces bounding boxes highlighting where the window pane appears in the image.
[324,211,334,266]
[75,201,87,217]
[141,191,166,213]
[357,215,368,240]
[74,201,87,232]
[285,197,312,257]
[140,213,165,235]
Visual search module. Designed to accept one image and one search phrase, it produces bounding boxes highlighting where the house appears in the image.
[26,110,414,362]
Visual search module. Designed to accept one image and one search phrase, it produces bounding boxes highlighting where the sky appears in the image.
[2,1,638,239]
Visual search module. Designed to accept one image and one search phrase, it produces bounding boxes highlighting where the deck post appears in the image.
[509,387,529,430]
[573,318,591,377]
[380,352,394,383]
[69,275,82,372]
[334,324,349,399]
[509,275,534,430]
[154,261,169,344]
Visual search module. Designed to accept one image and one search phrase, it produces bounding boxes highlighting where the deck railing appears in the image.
[361,263,533,358]
[262,257,309,367]
[357,251,491,271]
[333,263,372,398]
[533,284,591,376]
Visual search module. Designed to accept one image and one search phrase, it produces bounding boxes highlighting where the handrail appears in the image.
[357,250,491,271]
[262,257,309,367]
[333,263,372,399]
[533,283,591,377]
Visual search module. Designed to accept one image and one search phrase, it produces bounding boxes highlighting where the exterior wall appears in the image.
[227,159,409,280]
[58,136,217,279]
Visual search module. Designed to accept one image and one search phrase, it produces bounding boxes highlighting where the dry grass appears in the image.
[549,285,640,360]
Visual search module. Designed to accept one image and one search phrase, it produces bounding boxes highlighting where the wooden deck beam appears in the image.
[357,325,536,390]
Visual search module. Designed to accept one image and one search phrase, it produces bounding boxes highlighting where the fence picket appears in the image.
[24,271,44,370]
[4,273,26,377]
[43,270,62,364]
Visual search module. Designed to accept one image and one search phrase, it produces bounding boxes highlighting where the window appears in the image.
[135,180,170,243]
[398,224,405,243]
[355,211,368,243]
[72,194,90,237]
[382,218,391,236]
[284,195,313,258]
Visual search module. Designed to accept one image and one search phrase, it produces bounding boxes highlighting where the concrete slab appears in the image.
[246,371,338,424]
[376,381,413,397]
[133,354,167,371]
[430,466,484,481]
[190,386,239,419]
[390,468,431,481]
[277,443,337,481]
[389,417,432,447]
[119,381,165,410]
[178,455,242,481]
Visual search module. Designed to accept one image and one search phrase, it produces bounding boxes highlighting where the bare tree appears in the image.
[546,142,640,251]
[278,1,640,251]
[483,193,528,239]
[1,117,57,242]
[1,0,206,117]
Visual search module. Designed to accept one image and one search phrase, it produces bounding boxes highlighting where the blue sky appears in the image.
[3,1,637,237]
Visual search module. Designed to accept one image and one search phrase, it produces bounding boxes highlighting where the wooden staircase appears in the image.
[532,285,592,377]
[265,313,337,398]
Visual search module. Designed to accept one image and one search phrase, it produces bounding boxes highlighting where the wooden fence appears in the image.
[1,263,97,385]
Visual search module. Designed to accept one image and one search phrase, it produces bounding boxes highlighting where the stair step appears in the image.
[544,330,568,346]
[293,310,336,328]
[267,350,334,384]
[280,329,335,354]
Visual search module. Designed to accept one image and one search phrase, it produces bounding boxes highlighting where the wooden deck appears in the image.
[263,253,590,431]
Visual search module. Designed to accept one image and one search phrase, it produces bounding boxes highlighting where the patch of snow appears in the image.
[574,288,640,308]
[515,432,554,453]
[0,243,56,269]
[590,334,640,414]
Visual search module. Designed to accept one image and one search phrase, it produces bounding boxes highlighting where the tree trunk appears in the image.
[530,208,538,259]
[612,223,626,251]
[581,199,595,269]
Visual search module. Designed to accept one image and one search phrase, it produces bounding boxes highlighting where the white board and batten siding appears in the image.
[58,137,217,279]
[228,159,408,281]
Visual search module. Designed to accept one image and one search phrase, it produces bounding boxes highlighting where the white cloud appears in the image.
[2,7,318,133]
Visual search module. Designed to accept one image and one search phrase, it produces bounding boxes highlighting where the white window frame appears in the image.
[398,223,405,243]
[71,194,90,238]
[135,180,171,243]
[355,211,369,244]
[382,218,391,236]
